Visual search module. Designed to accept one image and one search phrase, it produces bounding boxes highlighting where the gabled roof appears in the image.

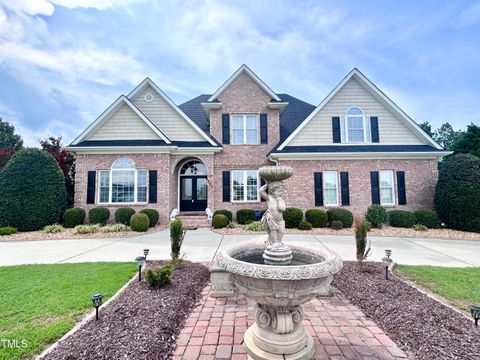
[207,64,281,102]
[71,95,171,145]
[179,94,211,133]
[277,68,443,150]
[128,78,218,146]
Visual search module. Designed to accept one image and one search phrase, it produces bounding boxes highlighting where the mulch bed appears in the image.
[334,261,480,360]
[43,261,210,360]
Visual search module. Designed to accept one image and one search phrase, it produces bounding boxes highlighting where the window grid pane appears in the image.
[137,170,148,202]
[112,170,135,203]
[380,170,394,205]
[324,171,338,205]
[231,115,258,144]
[232,170,258,201]
[99,171,109,203]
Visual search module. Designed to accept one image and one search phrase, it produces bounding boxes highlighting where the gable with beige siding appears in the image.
[131,85,205,142]
[288,77,428,146]
[86,103,160,140]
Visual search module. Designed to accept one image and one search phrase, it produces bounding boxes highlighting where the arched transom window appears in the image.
[99,158,148,203]
[342,107,371,143]
[180,160,208,176]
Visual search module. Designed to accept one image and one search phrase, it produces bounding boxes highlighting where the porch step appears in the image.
[175,213,211,229]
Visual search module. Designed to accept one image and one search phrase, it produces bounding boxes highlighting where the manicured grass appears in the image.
[396,265,480,312]
[0,262,136,360]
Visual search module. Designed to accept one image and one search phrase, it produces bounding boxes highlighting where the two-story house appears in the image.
[67,65,450,224]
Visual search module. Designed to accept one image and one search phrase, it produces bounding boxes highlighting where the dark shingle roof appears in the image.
[179,94,211,133]
[271,145,444,154]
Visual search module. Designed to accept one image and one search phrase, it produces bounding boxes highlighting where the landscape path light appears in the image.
[385,249,392,259]
[143,248,150,260]
[135,256,146,282]
[382,256,393,280]
[470,304,480,326]
[91,293,104,321]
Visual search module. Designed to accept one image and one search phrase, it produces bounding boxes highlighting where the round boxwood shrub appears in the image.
[236,209,256,225]
[365,205,388,229]
[283,208,303,228]
[89,207,110,225]
[130,213,150,232]
[434,154,480,232]
[63,208,86,228]
[213,210,233,223]
[388,210,416,228]
[327,208,353,228]
[414,209,441,229]
[331,220,343,230]
[140,209,159,227]
[115,207,135,225]
[305,209,328,228]
[0,149,66,231]
[212,214,229,229]
[298,220,312,230]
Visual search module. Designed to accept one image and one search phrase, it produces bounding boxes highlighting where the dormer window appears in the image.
[342,107,371,143]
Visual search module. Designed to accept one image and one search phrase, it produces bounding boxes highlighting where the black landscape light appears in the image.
[382,256,393,280]
[91,293,104,321]
[143,248,150,260]
[135,256,146,281]
[385,249,392,259]
[470,304,480,326]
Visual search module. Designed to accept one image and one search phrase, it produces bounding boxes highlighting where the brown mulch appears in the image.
[334,261,480,360]
[43,261,210,360]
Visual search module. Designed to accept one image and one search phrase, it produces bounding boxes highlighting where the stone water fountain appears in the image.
[212,166,343,359]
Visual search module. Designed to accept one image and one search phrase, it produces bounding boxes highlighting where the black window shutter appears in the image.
[340,172,350,206]
[222,113,230,144]
[87,171,96,204]
[148,170,157,203]
[332,117,341,143]
[260,178,266,202]
[314,172,323,206]
[397,171,406,205]
[222,171,230,202]
[260,113,268,144]
[370,116,379,143]
[370,171,380,205]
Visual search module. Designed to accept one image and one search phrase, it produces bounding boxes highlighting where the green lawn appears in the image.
[396,265,480,312]
[0,262,136,360]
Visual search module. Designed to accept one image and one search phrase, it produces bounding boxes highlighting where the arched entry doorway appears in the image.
[179,160,208,212]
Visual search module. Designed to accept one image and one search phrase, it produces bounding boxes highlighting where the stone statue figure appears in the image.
[259,181,286,247]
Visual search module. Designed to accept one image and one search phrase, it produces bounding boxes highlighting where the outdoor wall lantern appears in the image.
[382,256,393,280]
[143,248,150,260]
[470,304,480,326]
[135,256,146,281]
[91,293,104,321]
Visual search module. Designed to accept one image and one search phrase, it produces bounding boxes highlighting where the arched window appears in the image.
[344,107,371,143]
[180,160,208,176]
[98,158,148,203]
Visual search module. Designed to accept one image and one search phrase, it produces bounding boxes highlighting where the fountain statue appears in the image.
[212,166,343,359]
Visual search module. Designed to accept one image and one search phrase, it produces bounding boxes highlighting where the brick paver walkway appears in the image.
[173,284,407,360]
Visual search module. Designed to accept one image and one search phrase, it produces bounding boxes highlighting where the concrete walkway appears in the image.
[0,228,479,267]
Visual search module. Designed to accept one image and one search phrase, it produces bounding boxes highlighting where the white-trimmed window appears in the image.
[380,170,395,206]
[341,107,371,143]
[231,114,259,144]
[323,171,339,206]
[232,170,259,202]
[98,158,148,204]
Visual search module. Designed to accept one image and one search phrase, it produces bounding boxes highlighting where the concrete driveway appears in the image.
[0,228,479,267]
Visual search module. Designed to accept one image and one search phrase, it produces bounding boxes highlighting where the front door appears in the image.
[180,176,207,212]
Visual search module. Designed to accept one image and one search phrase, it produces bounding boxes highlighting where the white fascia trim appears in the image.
[277,68,443,150]
[201,102,223,109]
[71,95,171,145]
[269,151,452,161]
[66,145,223,154]
[207,64,281,102]
[267,102,289,110]
[128,78,217,146]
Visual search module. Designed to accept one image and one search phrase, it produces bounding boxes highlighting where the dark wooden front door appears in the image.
[180,176,207,212]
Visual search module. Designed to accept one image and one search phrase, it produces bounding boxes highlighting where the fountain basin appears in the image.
[258,166,293,182]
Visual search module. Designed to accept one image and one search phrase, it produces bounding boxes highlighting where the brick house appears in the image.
[67,65,450,224]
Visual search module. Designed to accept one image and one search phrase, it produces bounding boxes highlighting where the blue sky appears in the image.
[0,0,479,146]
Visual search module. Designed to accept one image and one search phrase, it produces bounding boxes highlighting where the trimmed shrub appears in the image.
[170,219,184,261]
[145,264,174,287]
[63,208,85,228]
[365,205,388,229]
[414,224,428,232]
[305,209,328,228]
[0,226,17,236]
[331,220,343,230]
[245,221,263,231]
[74,224,100,234]
[355,218,371,264]
[327,208,354,228]
[212,214,229,229]
[226,221,238,229]
[298,220,312,230]
[115,207,135,225]
[140,209,159,227]
[100,224,129,233]
[414,210,441,229]
[236,209,256,225]
[44,224,64,233]
[0,149,66,231]
[283,208,303,228]
[130,213,150,232]
[388,210,416,228]
[213,210,233,222]
[435,154,480,232]
[89,207,110,225]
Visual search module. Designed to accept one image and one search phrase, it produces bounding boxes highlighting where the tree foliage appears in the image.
[433,122,462,149]
[419,121,434,137]
[451,123,480,158]
[0,118,24,171]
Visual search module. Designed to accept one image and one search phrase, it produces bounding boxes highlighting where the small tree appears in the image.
[170,219,185,262]
[451,123,480,158]
[355,218,371,267]
[419,121,434,138]
[0,118,23,171]
[433,122,462,149]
